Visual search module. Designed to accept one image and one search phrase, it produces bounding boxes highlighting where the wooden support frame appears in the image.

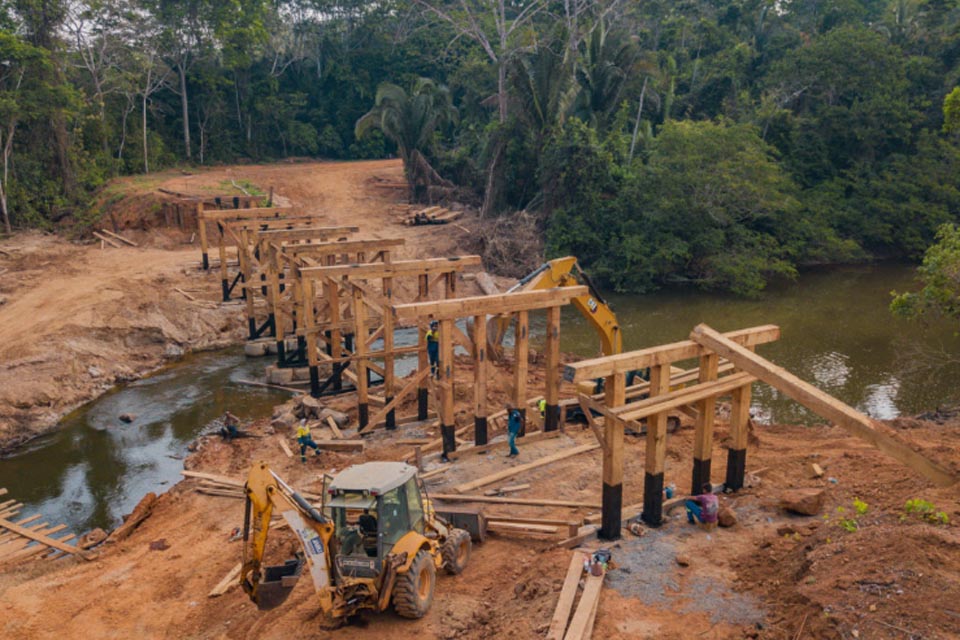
[392,287,589,322]
[690,324,958,488]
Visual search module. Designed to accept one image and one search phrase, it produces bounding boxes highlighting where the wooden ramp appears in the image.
[0,489,84,567]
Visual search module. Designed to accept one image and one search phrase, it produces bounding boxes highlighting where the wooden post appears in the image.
[600,372,626,540]
[353,287,370,428]
[326,276,343,393]
[514,310,529,437]
[473,314,488,446]
[691,353,718,493]
[218,223,229,301]
[726,384,751,491]
[545,305,561,432]
[197,203,209,270]
[439,317,456,459]
[302,277,321,397]
[240,228,256,339]
[383,273,396,430]
[417,274,429,420]
[642,364,670,527]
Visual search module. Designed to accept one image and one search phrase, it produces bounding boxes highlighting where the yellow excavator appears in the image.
[241,461,473,623]
[491,256,622,359]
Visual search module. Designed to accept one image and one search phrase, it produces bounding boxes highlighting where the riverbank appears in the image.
[0,232,245,452]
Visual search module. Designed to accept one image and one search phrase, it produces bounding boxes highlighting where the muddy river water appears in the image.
[1,262,958,535]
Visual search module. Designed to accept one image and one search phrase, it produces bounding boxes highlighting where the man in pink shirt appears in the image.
[685,483,719,527]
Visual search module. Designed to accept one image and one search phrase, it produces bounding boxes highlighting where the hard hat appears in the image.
[430,320,439,328]
[300,418,307,426]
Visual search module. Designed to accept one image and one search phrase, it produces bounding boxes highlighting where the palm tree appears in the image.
[355,78,457,202]
[572,20,637,130]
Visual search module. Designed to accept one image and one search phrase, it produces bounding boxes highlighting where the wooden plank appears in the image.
[254,226,359,242]
[299,256,481,280]
[100,228,138,246]
[514,310,529,429]
[564,570,604,640]
[453,444,600,494]
[548,552,587,640]
[393,287,589,322]
[209,562,242,597]
[446,430,560,461]
[690,324,958,487]
[282,237,405,256]
[0,517,82,556]
[181,470,245,487]
[483,483,530,496]
[487,521,559,534]
[315,440,365,452]
[563,325,781,382]
[199,207,294,223]
[326,416,344,439]
[278,437,294,458]
[429,494,600,509]
[439,317,456,457]
[616,372,756,422]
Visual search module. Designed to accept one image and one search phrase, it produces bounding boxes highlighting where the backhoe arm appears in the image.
[490,256,621,357]
[241,461,335,611]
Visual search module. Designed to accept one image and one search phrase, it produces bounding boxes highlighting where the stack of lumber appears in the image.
[402,206,462,226]
[0,488,84,567]
[548,551,605,640]
[183,470,322,503]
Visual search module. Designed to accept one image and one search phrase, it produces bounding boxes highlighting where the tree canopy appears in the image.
[1,0,960,295]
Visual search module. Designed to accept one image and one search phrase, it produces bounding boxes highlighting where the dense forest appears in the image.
[3,0,960,295]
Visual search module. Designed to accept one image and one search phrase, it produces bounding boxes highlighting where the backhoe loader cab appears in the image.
[325,462,428,579]
[241,461,473,623]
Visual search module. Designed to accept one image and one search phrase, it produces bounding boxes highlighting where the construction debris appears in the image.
[402,206,463,226]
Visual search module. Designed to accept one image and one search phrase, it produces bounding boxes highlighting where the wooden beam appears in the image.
[600,372,625,540]
[548,552,588,640]
[353,287,370,428]
[283,237,405,256]
[392,287,589,322]
[100,228,137,246]
[616,372,757,422]
[209,562,242,597]
[545,305,561,432]
[692,353,719,493]
[439,317,456,458]
[255,226,358,242]
[299,256,481,280]
[428,494,599,509]
[642,365,670,527]
[514,310,529,434]
[690,324,958,487]
[446,430,560,461]
[474,314,489,445]
[314,440,365,452]
[453,444,600,493]
[486,521,559,535]
[563,325,781,382]
[199,206,294,223]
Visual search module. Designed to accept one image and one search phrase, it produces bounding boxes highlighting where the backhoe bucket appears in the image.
[254,558,304,610]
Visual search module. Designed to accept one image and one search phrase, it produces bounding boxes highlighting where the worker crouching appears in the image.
[685,483,719,530]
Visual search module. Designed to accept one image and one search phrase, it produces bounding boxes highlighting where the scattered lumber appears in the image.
[555,524,600,550]
[100,228,138,246]
[107,492,157,543]
[429,494,600,509]
[563,567,604,640]
[402,206,463,226]
[325,416,344,439]
[174,287,196,301]
[453,443,600,494]
[92,231,122,248]
[209,562,242,597]
[690,323,959,487]
[182,470,244,488]
[0,517,83,557]
[548,552,587,640]
[278,437,294,458]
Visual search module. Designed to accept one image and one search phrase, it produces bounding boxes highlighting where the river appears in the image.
[1,262,957,536]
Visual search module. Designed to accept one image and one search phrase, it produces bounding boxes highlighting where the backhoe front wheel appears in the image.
[441,528,472,575]
[392,549,435,619]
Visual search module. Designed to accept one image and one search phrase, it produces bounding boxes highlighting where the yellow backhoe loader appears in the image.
[241,461,473,623]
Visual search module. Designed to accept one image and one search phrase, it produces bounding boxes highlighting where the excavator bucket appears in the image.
[254,558,304,610]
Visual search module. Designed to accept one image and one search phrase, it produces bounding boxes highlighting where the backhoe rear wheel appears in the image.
[392,549,435,619]
[441,528,472,575]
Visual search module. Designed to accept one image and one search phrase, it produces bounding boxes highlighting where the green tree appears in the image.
[355,78,457,201]
[892,224,960,320]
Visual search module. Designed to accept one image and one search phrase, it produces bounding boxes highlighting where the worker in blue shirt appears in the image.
[507,406,522,457]
[426,320,440,378]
